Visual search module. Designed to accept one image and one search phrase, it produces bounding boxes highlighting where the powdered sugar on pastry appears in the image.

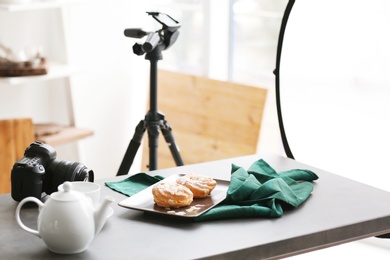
[176,174,217,198]
[152,182,193,208]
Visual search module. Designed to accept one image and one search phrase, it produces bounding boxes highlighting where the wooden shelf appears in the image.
[0,0,84,12]
[0,62,81,85]
[0,0,93,172]
[35,125,93,146]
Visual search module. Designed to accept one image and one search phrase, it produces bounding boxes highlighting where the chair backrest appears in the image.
[0,118,34,194]
[141,69,267,171]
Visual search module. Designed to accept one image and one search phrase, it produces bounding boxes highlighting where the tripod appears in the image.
[116,12,184,176]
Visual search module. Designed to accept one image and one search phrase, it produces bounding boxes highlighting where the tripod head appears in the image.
[124,12,181,59]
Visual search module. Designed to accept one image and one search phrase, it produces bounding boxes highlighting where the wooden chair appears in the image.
[0,118,34,194]
[141,70,268,171]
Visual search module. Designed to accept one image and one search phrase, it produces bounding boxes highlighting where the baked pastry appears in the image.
[152,182,193,208]
[176,174,217,198]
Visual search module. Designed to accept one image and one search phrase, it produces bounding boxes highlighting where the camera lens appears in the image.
[44,160,95,195]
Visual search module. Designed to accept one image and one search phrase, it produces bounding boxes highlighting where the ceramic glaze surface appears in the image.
[38,198,95,254]
[15,182,115,254]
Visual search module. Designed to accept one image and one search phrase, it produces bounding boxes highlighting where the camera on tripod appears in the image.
[116,12,184,175]
[124,12,181,56]
[11,141,94,201]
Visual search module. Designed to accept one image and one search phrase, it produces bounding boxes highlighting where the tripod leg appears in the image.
[116,120,146,176]
[147,121,160,171]
[160,119,184,167]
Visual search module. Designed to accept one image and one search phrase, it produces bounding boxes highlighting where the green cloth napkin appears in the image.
[105,159,318,221]
[195,159,318,221]
[105,173,164,196]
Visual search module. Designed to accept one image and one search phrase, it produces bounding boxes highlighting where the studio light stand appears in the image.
[116,12,184,176]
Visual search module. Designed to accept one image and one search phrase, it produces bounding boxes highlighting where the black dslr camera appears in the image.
[11,141,94,201]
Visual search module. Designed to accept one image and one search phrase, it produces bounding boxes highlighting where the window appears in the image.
[149,0,287,86]
[232,0,288,85]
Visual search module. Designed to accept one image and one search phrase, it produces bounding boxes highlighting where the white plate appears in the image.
[118,174,229,218]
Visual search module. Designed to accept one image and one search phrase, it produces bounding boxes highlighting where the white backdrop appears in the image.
[279,1,390,258]
[280,0,390,192]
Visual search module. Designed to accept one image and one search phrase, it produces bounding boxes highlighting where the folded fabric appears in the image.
[105,173,164,197]
[105,158,318,222]
[195,159,318,221]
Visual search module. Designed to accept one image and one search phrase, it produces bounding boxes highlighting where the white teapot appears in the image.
[15,182,115,254]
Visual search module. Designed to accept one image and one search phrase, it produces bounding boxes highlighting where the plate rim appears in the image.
[118,174,229,218]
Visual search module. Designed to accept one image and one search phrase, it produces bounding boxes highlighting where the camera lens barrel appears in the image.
[45,160,95,195]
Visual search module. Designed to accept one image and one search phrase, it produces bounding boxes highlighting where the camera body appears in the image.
[11,141,94,201]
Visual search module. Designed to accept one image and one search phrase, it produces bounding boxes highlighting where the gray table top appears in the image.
[2,154,390,260]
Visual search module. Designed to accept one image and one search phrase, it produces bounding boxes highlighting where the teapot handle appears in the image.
[15,197,44,237]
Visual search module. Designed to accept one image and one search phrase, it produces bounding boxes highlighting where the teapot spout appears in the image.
[94,196,115,234]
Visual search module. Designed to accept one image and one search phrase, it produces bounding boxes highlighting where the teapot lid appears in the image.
[50,182,86,201]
